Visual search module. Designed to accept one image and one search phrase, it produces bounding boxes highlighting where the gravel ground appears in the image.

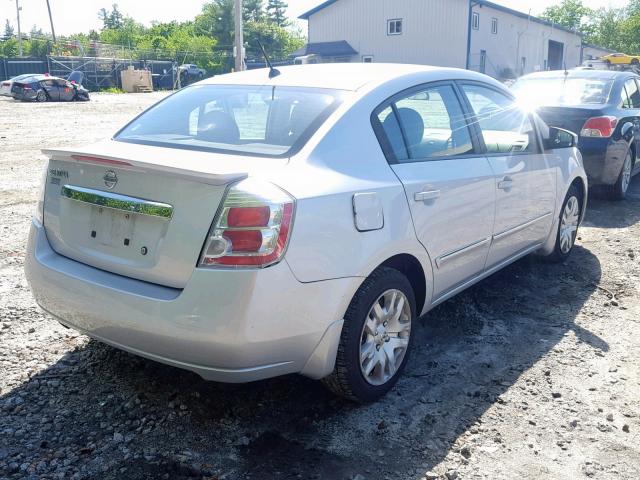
[1,93,639,480]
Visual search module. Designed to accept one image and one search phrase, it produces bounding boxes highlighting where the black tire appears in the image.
[544,184,582,263]
[608,149,633,201]
[631,58,639,66]
[322,267,416,403]
[604,59,612,68]
[36,90,47,102]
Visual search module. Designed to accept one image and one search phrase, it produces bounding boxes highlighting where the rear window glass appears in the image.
[511,77,614,106]
[115,84,345,157]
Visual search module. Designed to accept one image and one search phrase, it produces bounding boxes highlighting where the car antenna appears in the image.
[257,40,281,79]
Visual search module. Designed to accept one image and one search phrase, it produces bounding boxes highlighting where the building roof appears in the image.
[581,42,616,54]
[291,40,358,58]
[299,0,582,37]
[476,1,581,36]
[299,0,339,20]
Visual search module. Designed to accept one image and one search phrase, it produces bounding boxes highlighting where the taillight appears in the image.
[34,161,49,224]
[200,179,295,268]
[580,116,618,138]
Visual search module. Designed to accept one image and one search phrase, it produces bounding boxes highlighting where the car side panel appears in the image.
[271,96,435,312]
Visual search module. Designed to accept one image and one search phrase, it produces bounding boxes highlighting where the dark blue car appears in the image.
[512,69,640,200]
[11,71,90,103]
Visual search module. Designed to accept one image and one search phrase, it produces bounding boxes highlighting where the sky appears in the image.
[0,0,631,37]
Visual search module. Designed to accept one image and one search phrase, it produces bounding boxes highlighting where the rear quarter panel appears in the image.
[264,84,434,305]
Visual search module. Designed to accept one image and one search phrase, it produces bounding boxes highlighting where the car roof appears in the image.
[202,63,502,92]
[518,69,637,81]
[12,73,36,80]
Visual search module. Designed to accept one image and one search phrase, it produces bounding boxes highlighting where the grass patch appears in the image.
[101,87,125,94]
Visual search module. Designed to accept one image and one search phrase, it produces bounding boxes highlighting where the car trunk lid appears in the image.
[42,140,286,288]
[536,105,606,137]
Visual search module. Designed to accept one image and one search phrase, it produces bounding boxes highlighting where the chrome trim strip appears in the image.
[432,242,543,308]
[492,212,552,242]
[436,237,491,269]
[61,185,173,219]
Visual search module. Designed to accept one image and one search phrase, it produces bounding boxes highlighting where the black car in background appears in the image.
[512,70,640,200]
[11,71,90,103]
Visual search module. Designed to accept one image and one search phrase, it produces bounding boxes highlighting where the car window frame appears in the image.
[456,80,543,156]
[370,80,484,165]
[622,77,640,109]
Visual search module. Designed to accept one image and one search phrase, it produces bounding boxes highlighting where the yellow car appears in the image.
[601,53,640,65]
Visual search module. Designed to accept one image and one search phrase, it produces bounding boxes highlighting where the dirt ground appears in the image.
[0,93,639,480]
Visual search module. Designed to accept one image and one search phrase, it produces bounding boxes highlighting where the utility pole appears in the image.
[15,0,22,56]
[45,0,57,43]
[234,0,244,71]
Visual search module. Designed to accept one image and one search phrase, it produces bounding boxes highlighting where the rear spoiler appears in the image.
[42,146,251,186]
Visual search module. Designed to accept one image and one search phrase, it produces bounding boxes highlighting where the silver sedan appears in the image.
[25,64,587,403]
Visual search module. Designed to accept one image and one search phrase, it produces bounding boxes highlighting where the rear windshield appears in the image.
[115,84,345,157]
[511,77,614,106]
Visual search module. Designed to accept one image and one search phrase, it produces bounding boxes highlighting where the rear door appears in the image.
[621,78,640,168]
[373,82,496,300]
[40,79,60,101]
[459,83,556,268]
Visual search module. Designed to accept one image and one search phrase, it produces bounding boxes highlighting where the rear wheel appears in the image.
[322,267,416,403]
[609,149,633,201]
[632,58,639,66]
[543,184,582,263]
[36,90,47,102]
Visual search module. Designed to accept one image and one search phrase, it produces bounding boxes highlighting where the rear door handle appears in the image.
[497,176,513,190]
[414,190,441,202]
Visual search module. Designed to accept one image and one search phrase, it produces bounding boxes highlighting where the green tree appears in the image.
[266,0,288,27]
[541,0,594,39]
[619,14,640,54]
[4,19,15,40]
[99,4,125,29]
[245,21,302,60]
[541,0,591,30]
[244,0,264,22]
[0,38,18,56]
[589,7,624,51]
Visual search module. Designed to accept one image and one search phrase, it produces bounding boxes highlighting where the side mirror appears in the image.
[543,126,577,150]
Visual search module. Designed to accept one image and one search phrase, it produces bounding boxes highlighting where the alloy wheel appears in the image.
[621,152,632,194]
[559,196,580,254]
[359,289,411,386]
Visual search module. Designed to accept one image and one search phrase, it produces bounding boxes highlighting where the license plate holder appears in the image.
[91,206,136,248]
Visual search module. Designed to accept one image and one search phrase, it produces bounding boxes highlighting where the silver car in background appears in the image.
[25,64,587,403]
[0,74,37,97]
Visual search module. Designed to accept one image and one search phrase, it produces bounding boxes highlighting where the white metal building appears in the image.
[296,0,608,79]
[468,1,582,78]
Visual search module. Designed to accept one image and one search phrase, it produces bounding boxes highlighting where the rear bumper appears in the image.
[579,137,629,186]
[25,220,358,382]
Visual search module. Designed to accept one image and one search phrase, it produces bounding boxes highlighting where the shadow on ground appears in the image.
[0,240,604,479]
[585,175,640,228]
